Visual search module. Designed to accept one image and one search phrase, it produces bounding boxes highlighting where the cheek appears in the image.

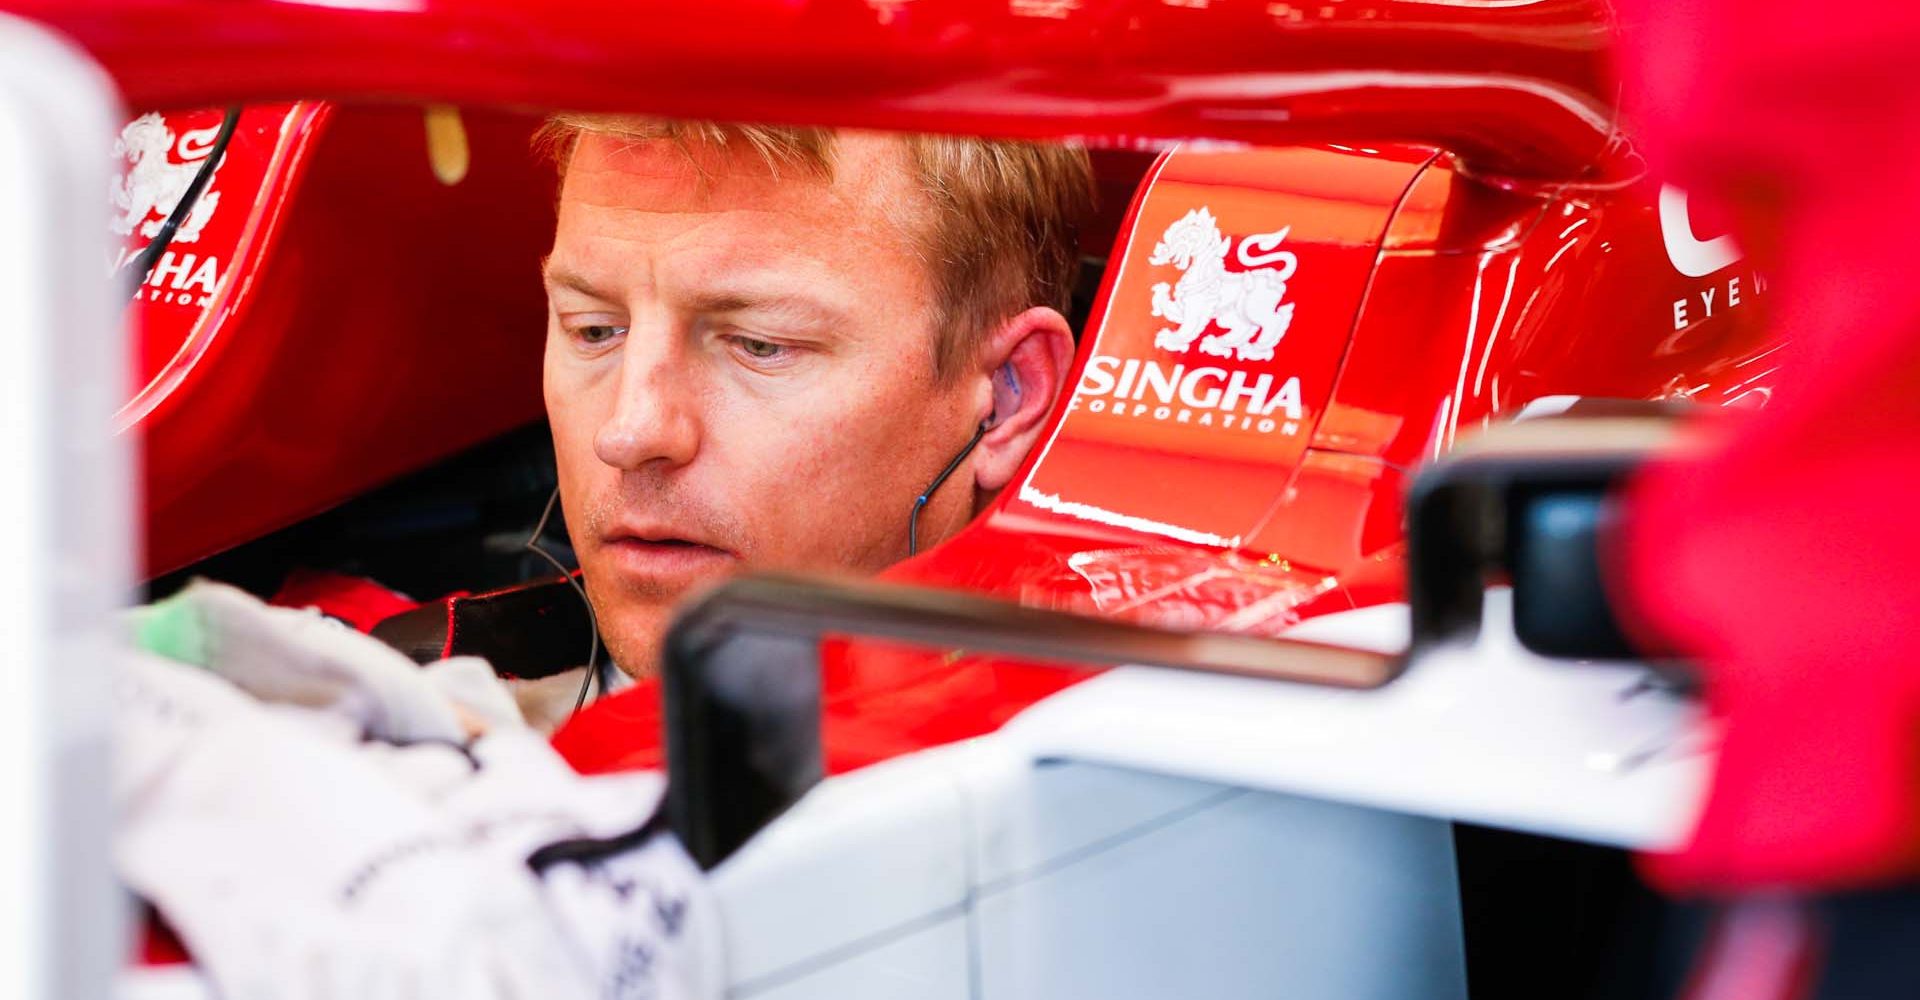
[781,370,907,476]
[732,370,958,567]
[540,333,570,425]
[544,348,606,491]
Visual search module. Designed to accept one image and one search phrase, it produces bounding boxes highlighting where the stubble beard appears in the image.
[567,475,749,678]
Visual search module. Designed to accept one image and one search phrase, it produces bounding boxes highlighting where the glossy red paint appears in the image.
[118,103,316,419]
[1322,160,1779,479]
[18,0,1618,182]
[554,641,1094,777]
[1015,145,1428,558]
[134,105,555,574]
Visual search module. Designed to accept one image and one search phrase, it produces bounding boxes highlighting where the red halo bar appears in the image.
[13,0,1620,182]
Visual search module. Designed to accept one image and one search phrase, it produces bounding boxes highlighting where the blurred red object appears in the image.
[269,569,422,634]
[1616,2,1920,890]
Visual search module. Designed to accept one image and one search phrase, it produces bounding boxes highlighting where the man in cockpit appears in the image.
[376,119,1093,721]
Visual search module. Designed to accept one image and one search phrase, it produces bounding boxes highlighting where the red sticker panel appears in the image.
[1014,146,1404,549]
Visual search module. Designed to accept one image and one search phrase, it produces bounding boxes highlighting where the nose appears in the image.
[592,332,702,471]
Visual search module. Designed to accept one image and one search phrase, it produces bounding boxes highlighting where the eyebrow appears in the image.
[683,289,851,331]
[541,260,616,301]
[543,258,851,333]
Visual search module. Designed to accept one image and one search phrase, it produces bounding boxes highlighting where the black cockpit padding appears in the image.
[371,575,596,679]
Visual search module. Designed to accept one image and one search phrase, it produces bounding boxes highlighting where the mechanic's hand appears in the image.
[115,649,720,1000]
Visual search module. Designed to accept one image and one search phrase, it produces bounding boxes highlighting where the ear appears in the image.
[972,305,1075,495]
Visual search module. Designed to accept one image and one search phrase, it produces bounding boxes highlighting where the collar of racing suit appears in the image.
[371,574,598,680]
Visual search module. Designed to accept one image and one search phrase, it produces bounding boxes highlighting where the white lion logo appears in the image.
[110,113,224,244]
[1148,206,1297,362]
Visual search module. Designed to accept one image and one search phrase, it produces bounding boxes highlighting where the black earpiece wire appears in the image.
[908,420,990,557]
[125,106,241,302]
[523,488,604,716]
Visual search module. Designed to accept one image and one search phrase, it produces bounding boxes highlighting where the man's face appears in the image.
[543,133,979,676]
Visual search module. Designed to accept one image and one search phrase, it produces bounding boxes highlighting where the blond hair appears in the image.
[535,115,1093,379]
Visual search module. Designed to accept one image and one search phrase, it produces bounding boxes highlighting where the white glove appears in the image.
[131,579,523,741]
[116,586,721,1000]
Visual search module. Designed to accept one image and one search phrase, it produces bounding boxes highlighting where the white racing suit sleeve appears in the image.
[116,585,722,1000]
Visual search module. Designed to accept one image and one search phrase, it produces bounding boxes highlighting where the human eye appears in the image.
[724,333,798,368]
[567,322,627,347]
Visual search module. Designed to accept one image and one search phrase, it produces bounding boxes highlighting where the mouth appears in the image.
[597,530,736,585]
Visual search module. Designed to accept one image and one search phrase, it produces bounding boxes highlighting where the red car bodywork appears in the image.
[119,103,553,573]
[18,0,1771,772]
[26,0,1617,178]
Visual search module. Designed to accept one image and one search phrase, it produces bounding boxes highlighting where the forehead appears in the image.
[553,130,927,252]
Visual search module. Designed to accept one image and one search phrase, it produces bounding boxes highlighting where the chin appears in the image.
[581,551,745,678]
[582,584,673,680]
[598,617,666,680]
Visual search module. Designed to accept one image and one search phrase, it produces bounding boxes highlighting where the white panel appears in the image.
[947,742,1227,888]
[0,15,129,1000]
[734,915,970,1000]
[1005,590,1707,849]
[712,751,971,986]
[975,789,1466,1000]
[118,967,214,1000]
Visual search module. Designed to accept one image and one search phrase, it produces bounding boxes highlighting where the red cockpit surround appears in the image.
[131,105,555,574]
[25,0,1621,183]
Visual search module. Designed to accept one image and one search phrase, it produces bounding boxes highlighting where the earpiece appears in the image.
[988,363,1022,429]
